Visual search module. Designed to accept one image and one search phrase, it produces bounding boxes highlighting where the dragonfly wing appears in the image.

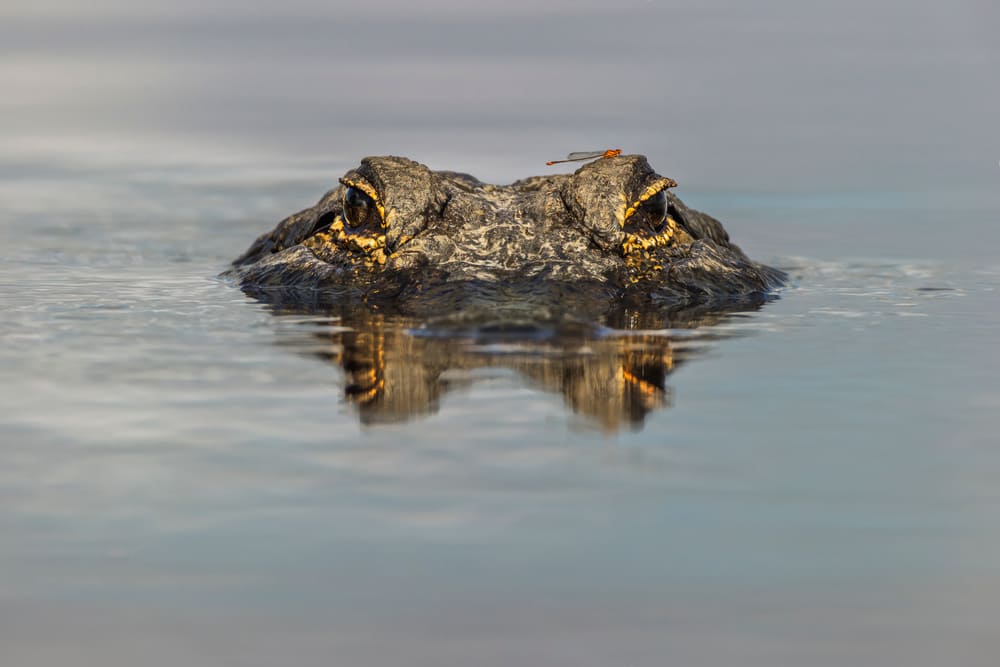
[565,151,605,160]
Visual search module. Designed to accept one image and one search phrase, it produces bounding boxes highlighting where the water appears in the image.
[2,1,1000,665]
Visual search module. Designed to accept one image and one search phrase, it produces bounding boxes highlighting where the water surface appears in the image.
[2,1,1000,665]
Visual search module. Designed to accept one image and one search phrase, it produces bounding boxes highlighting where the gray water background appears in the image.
[2,1,1000,664]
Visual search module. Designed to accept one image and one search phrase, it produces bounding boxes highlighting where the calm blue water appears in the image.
[2,2,1000,665]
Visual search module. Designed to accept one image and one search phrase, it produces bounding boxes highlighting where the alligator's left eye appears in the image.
[343,186,376,228]
[629,190,668,232]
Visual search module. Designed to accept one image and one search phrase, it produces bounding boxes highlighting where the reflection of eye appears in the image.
[630,190,668,232]
[343,187,376,228]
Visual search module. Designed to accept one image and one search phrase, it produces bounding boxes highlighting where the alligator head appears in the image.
[227,154,784,313]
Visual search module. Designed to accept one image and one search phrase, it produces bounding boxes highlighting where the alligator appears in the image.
[228,154,784,314]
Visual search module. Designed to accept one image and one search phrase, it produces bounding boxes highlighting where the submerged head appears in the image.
[229,154,784,310]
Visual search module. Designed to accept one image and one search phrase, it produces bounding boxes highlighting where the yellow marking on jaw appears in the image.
[304,215,388,267]
[622,215,686,254]
[622,177,678,223]
[338,177,388,228]
[622,213,696,282]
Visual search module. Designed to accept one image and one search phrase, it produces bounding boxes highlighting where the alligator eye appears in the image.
[629,190,668,232]
[646,190,668,226]
[343,186,375,228]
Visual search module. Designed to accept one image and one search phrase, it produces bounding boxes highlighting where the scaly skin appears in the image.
[227,154,785,313]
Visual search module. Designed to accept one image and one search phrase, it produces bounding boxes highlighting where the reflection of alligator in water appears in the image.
[227,154,784,313]
[272,302,762,431]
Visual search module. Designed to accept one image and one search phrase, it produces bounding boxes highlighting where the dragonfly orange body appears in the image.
[546,149,622,166]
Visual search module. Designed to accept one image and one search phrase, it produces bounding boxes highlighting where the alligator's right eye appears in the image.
[343,187,375,228]
[643,190,668,229]
[624,189,668,235]
[635,190,668,231]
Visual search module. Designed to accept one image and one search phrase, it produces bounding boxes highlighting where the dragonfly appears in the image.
[545,149,622,166]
